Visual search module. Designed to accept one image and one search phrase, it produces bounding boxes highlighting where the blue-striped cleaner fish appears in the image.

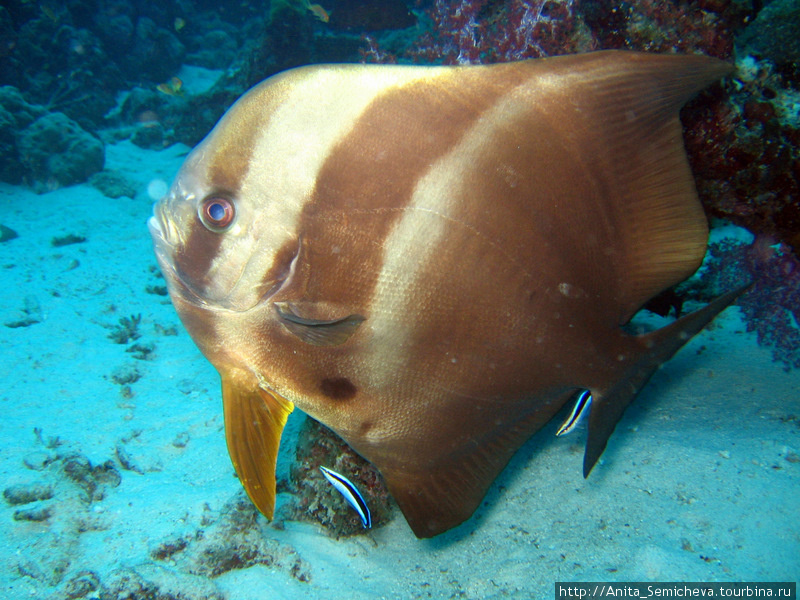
[319,466,372,529]
[149,51,745,538]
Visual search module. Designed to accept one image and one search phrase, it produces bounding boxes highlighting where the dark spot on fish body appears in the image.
[320,377,357,400]
[357,420,373,437]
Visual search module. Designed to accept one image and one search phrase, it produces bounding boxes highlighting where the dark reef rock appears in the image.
[0,0,377,150]
[131,121,166,149]
[63,570,101,600]
[0,106,22,183]
[0,1,179,130]
[89,170,139,199]
[186,29,238,69]
[6,11,123,130]
[6,443,124,587]
[0,224,19,242]
[0,85,45,184]
[266,1,316,71]
[93,3,137,56]
[325,0,417,32]
[145,493,312,586]
[117,86,169,125]
[98,568,161,600]
[286,417,393,536]
[97,566,225,600]
[120,17,185,83]
[736,0,800,65]
[682,60,800,257]
[18,112,104,192]
[3,482,54,505]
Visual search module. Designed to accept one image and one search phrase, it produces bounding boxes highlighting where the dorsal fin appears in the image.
[542,52,733,323]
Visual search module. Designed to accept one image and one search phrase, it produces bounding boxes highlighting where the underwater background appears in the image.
[0,0,798,598]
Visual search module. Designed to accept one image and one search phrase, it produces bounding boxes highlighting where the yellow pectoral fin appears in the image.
[221,371,294,520]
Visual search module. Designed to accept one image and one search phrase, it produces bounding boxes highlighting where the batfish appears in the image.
[149,51,740,538]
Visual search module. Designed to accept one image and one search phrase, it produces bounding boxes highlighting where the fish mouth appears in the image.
[147,215,166,252]
[148,205,176,279]
[148,200,183,248]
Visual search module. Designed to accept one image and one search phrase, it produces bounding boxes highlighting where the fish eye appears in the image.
[199,196,235,231]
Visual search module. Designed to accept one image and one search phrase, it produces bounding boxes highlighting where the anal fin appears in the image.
[583,284,750,477]
[222,369,294,519]
[378,392,572,538]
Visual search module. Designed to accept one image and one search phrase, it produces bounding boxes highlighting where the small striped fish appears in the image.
[319,466,371,529]
[556,390,592,437]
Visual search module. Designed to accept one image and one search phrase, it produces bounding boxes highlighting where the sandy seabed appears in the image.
[1,140,798,599]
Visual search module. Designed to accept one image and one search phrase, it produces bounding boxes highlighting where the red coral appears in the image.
[364,0,586,65]
[577,0,750,58]
[363,0,749,64]
[703,237,800,370]
[683,61,800,258]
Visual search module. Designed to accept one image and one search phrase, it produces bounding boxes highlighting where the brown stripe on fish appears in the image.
[361,57,634,399]
[170,212,227,303]
[256,63,547,434]
[273,63,537,315]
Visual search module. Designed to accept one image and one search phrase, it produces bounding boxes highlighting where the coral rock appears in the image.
[736,0,800,65]
[18,112,104,193]
[89,169,138,199]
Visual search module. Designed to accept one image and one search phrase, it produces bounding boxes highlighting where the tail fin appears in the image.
[583,284,750,477]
